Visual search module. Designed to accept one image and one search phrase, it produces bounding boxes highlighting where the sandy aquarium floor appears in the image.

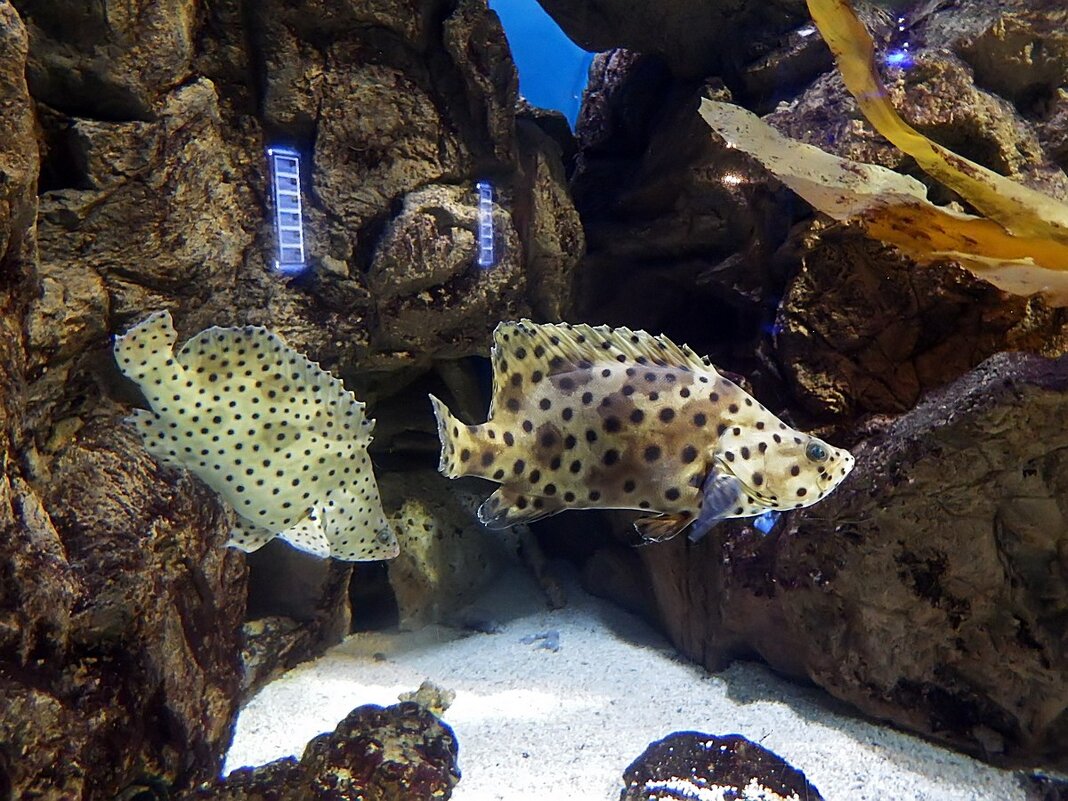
[226,565,1031,801]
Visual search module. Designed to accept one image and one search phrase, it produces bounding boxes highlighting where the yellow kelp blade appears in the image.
[806,0,1068,245]
[698,99,1068,305]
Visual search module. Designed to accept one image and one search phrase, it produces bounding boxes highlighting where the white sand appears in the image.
[227,565,1029,801]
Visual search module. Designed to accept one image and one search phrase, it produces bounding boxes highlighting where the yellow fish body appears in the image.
[431,320,854,542]
[114,311,399,561]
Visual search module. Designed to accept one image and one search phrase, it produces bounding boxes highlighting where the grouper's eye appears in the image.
[805,441,829,463]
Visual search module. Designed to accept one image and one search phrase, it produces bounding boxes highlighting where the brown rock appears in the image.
[620,732,824,801]
[776,224,1068,416]
[181,702,460,801]
[368,183,526,362]
[534,0,808,80]
[642,352,1068,767]
[14,0,197,119]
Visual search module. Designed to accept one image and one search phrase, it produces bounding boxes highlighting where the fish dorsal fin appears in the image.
[490,320,717,399]
[176,325,375,448]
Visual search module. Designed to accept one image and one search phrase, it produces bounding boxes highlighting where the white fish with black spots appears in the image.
[114,310,398,561]
[430,320,854,542]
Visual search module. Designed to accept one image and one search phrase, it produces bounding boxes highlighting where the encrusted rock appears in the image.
[181,702,460,801]
[620,732,824,801]
[382,472,518,629]
[369,183,526,362]
[1,418,248,799]
[776,224,1068,416]
[641,352,1068,767]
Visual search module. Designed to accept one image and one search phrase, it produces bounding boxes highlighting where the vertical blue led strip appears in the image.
[267,147,307,274]
[476,181,495,268]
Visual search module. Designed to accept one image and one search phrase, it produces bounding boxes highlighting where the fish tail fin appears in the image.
[114,310,177,383]
[429,393,481,479]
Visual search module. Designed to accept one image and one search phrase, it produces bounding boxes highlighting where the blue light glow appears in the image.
[476,180,495,268]
[884,48,914,68]
[752,510,781,535]
[267,147,307,274]
[884,16,914,69]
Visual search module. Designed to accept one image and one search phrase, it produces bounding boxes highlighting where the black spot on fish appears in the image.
[507,398,520,412]
[623,480,636,492]
[540,398,552,410]
[481,452,494,467]
[582,392,594,405]
[504,432,515,446]
[665,487,680,501]
[681,445,698,463]
[603,449,620,466]
[790,465,800,476]
[753,473,763,486]
[630,409,644,423]
[643,445,661,462]
[604,417,622,433]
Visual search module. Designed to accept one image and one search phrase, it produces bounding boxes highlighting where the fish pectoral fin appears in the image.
[477,486,564,529]
[276,512,331,559]
[633,514,691,543]
[688,471,746,543]
[226,520,277,553]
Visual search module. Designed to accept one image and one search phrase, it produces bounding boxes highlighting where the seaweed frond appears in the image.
[696,0,1068,306]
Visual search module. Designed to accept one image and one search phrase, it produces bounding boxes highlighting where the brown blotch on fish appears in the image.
[428,320,854,536]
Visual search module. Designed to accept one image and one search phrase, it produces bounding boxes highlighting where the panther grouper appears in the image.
[114,311,399,561]
[430,320,854,542]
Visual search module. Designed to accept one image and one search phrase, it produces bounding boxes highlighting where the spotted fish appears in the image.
[114,311,399,561]
[430,320,854,542]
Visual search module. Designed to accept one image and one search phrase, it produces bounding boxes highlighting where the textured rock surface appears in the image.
[382,472,517,629]
[535,0,808,80]
[620,731,824,801]
[180,702,460,801]
[641,352,1068,767]
[15,0,197,120]
[3,0,581,797]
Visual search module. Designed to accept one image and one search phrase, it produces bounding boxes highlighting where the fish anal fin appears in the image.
[276,513,331,559]
[477,486,564,530]
[227,520,277,552]
[634,514,691,543]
